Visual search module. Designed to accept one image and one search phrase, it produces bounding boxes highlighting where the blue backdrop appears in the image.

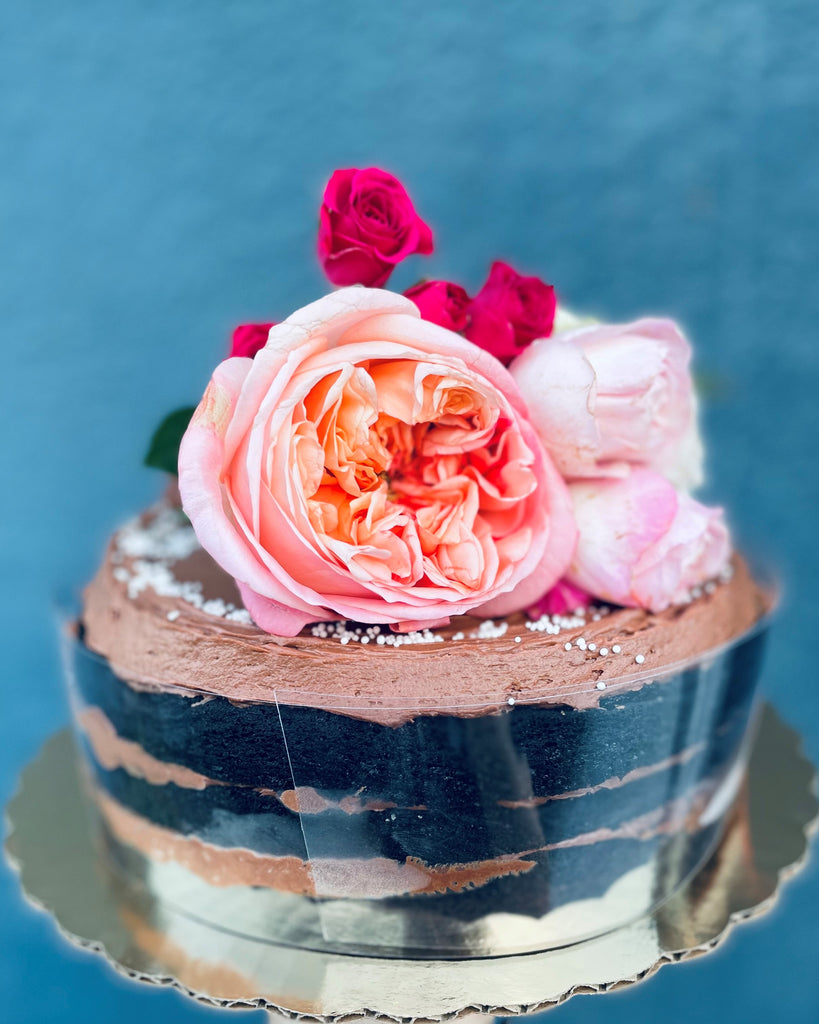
[2,2,818,1021]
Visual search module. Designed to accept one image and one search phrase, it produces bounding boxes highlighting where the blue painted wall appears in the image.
[1,2,817,1021]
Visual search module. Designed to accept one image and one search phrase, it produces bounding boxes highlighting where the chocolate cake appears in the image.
[65,503,771,955]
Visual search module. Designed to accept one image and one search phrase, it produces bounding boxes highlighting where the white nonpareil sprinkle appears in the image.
[598,647,608,656]
[469,619,508,640]
[117,506,199,561]
[612,644,621,654]
[309,619,445,646]
[507,697,515,705]
[564,642,573,651]
[226,608,253,624]
[596,681,606,690]
[587,642,597,652]
[635,654,646,664]
[113,508,252,625]
[514,636,521,643]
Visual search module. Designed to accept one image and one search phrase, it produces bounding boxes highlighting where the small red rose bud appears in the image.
[230,323,275,359]
[318,167,433,288]
[465,261,556,365]
[404,280,470,332]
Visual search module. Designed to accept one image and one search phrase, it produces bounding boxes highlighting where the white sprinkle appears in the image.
[599,647,608,657]
[596,681,606,690]
[113,567,130,583]
[166,609,180,622]
[451,632,465,641]
[202,598,229,617]
[635,654,645,664]
[340,636,349,645]
[117,505,199,561]
[225,608,252,625]
[469,619,508,640]
[507,697,516,705]
[360,636,370,644]
[704,581,717,594]
[564,642,573,651]
[612,644,621,654]
[514,636,521,643]
[587,642,597,652]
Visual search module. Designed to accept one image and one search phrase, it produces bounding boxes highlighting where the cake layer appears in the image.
[71,630,764,803]
[94,782,719,903]
[68,626,763,898]
[81,506,771,725]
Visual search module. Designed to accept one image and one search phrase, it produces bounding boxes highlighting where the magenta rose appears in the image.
[179,287,576,636]
[528,578,592,618]
[318,168,434,288]
[465,261,556,365]
[510,319,702,489]
[229,323,275,359]
[566,468,730,611]
[404,280,470,332]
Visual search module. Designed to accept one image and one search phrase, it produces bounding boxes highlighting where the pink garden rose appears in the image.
[566,468,730,612]
[179,287,577,636]
[465,261,556,365]
[404,280,470,332]
[229,323,275,359]
[509,318,702,489]
[318,168,433,288]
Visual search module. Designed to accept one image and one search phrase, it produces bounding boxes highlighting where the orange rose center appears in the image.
[291,359,537,594]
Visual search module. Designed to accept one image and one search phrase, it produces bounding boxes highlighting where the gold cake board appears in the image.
[4,704,817,1022]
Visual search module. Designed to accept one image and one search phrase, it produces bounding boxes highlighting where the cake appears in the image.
[64,167,773,957]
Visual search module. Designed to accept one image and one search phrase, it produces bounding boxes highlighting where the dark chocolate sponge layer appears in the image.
[72,631,763,804]
[70,628,763,911]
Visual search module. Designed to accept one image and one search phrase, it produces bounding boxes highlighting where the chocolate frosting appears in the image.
[81,506,772,725]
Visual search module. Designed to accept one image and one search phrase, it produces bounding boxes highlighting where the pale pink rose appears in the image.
[509,318,703,489]
[179,287,577,636]
[566,468,730,611]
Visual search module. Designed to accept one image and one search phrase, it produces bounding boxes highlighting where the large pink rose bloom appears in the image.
[179,288,576,636]
[567,468,731,612]
[509,319,703,490]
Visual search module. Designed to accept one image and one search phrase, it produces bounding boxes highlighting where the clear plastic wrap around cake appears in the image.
[61,606,769,959]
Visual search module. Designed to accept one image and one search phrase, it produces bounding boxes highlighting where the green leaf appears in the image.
[144,406,196,475]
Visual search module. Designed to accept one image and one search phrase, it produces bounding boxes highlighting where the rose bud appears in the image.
[509,318,703,490]
[229,323,275,359]
[566,468,730,612]
[180,287,576,636]
[404,280,470,332]
[318,168,433,288]
[465,261,556,365]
